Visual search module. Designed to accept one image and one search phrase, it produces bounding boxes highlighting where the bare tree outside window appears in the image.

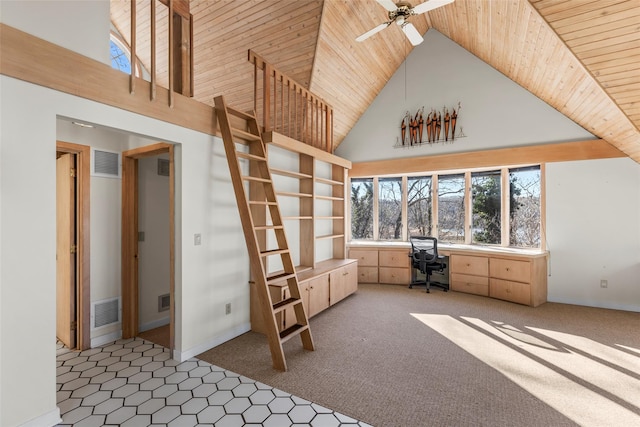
[510,166,541,248]
[472,170,502,244]
[379,177,403,240]
[351,178,373,239]
[438,174,465,243]
[407,176,432,237]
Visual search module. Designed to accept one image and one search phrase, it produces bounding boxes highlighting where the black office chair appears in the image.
[409,236,448,293]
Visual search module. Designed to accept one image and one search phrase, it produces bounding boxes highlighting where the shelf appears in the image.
[282,216,313,220]
[315,195,344,201]
[315,176,343,186]
[271,167,313,180]
[315,233,345,240]
[276,191,313,198]
[315,216,344,220]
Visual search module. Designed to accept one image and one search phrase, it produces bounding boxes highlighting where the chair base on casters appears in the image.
[409,278,449,293]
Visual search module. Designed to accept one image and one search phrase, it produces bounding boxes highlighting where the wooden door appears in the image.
[56,153,76,348]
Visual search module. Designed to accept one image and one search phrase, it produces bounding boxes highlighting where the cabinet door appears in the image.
[306,275,330,317]
[490,278,531,305]
[329,263,357,305]
[349,249,378,267]
[344,262,358,295]
[450,254,489,276]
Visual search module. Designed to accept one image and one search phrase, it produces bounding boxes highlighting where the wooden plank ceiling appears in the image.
[111,0,640,162]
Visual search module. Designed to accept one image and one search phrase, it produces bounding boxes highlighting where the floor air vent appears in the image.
[92,297,121,329]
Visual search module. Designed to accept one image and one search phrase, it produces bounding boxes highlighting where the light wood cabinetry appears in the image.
[250,259,358,333]
[450,251,547,307]
[329,262,358,304]
[248,136,358,334]
[348,247,411,286]
[349,243,547,307]
[350,249,378,283]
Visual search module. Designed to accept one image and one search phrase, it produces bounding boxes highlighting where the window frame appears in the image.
[348,164,545,250]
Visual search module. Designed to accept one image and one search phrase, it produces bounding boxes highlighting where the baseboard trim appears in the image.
[174,322,251,362]
[91,330,122,348]
[548,297,640,313]
[18,408,61,427]
[139,317,170,333]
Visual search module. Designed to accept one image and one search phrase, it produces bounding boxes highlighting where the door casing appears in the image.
[121,143,175,351]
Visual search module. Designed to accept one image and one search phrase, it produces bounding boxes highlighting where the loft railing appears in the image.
[249,50,334,153]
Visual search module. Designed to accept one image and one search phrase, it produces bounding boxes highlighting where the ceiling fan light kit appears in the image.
[356,0,455,46]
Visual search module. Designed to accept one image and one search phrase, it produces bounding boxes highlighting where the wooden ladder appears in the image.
[214,95,314,371]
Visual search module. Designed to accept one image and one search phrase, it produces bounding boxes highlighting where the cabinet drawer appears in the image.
[379,250,410,268]
[379,267,410,285]
[349,249,378,267]
[490,258,531,283]
[357,266,378,283]
[450,273,489,296]
[450,254,488,276]
[490,278,531,306]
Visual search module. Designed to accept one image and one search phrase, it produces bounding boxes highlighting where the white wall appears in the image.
[336,30,595,162]
[336,29,640,313]
[546,158,640,311]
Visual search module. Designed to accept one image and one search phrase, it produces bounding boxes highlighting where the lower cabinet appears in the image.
[450,252,547,307]
[250,259,358,334]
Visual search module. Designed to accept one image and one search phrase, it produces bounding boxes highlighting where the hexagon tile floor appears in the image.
[56,338,371,427]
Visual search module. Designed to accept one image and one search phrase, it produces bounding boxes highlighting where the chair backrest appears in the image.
[410,236,439,263]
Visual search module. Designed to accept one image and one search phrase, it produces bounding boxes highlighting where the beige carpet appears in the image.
[197,284,640,427]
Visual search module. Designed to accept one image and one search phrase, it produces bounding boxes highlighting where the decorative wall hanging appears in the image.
[395,102,464,147]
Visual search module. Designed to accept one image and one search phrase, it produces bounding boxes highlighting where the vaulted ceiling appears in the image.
[111,0,640,161]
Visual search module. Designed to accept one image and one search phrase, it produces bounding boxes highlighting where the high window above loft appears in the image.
[110,35,131,74]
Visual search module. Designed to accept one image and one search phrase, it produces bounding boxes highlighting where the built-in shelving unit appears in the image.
[247,132,357,335]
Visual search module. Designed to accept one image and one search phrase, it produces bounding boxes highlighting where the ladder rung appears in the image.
[266,271,296,285]
[254,225,284,231]
[226,106,256,121]
[242,175,271,183]
[272,297,303,314]
[261,248,289,257]
[236,151,266,162]
[231,127,262,142]
[279,324,309,344]
[249,200,278,206]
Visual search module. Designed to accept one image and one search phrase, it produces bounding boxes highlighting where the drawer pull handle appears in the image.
[506,267,510,272]
[466,263,470,267]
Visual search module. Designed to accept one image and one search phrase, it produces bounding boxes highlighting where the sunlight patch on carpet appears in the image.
[411,313,640,426]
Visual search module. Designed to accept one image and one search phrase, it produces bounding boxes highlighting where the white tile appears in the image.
[249,389,276,405]
[104,406,137,425]
[62,406,93,424]
[140,377,165,391]
[152,383,179,398]
[216,377,240,390]
[93,397,124,415]
[268,396,295,414]
[224,397,251,414]
[192,383,217,398]
[137,397,165,414]
[263,413,293,427]
[207,390,234,406]
[197,406,225,424]
[231,383,257,397]
[152,405,181,423]
[112,383,139,398]
[123,390,152,406]
[214,414,244,427]
[289,405,316,423]
[181,397,208,415]
[80,390,112,406]
[70,384,100,399]
[202,371,225,384]
[311,413,341,427]
[242,405,271,423]
[73,414,107,427]
[120,414,152,427]
[167,414,199,427]
[166,390,192,406]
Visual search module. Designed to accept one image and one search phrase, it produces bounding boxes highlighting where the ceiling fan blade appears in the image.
[412,0,455,15]
[402,22,424,46]
[376,0,398,12]
[356,22,390,42]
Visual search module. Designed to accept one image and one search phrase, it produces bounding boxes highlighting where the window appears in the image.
[350,165,543,249]
[509,166,541,248]
[378,177,403,240]
[351,178,373,239]
[472,170,501,245]
[407,176,433,237]
[438,174,465,244]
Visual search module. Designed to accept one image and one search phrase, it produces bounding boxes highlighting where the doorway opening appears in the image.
[121,143,175,352]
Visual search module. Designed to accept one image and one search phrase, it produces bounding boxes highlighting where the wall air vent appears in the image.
[158,293,170,312]
[157,158,170,177]
[92,297,121,329]
[91,148,121,178]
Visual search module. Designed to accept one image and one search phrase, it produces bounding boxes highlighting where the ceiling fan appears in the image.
[356,0,454,46]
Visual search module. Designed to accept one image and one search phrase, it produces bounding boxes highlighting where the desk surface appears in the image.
[348,240,548,259]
